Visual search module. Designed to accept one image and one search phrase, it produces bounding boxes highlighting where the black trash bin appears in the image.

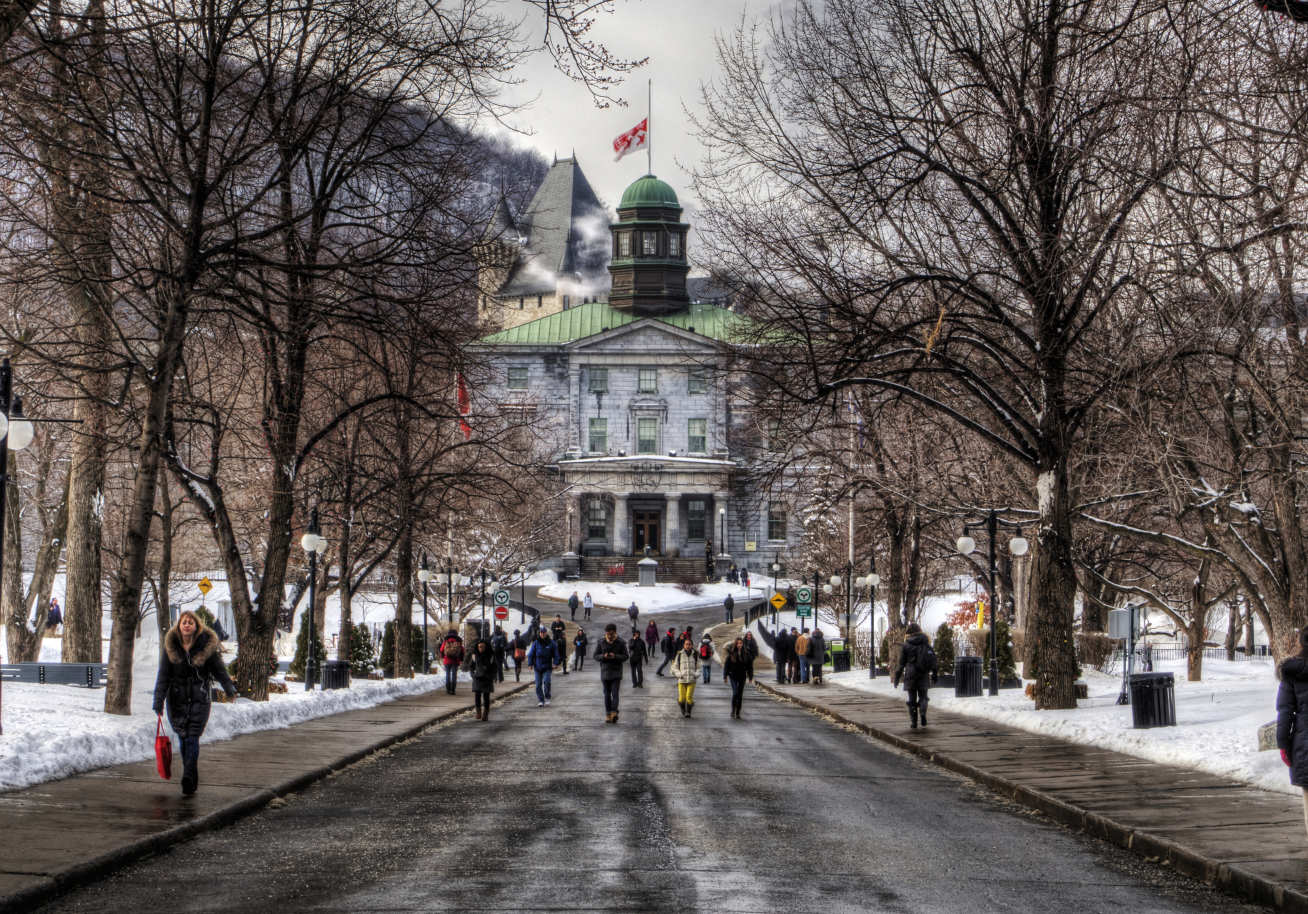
[321,660,350,690]
[831,650,851,673]
[955,656,983,697]
[1129,672,1175,728]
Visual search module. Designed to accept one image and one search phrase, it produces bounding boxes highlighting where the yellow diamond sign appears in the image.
[198,577,213,596]
[769,592,787,611]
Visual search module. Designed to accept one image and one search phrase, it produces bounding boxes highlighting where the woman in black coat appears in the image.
[153,611,237,795]
[723,638,752,719]
[464,638,498,721]
[1276,627,1308,835]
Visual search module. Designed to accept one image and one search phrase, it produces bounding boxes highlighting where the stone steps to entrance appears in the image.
[578,555,708,584]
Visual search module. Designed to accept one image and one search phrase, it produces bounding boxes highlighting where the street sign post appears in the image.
[796,604,812,618]
[198,577,212,595]
[769,592,787,611]
[493,588,511,607]
[493,605,509,621]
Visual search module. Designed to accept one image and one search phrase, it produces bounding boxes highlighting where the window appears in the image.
[642,232,658,255]
[562,295,571,309]
[687,418,707,453]
[638,368,657,393]
[766,418,783,451]
[768,504,787,541]
[588,417,607,453]
[687,499,706,540]
[518,297,525,309]
[637,417,658,454]
[688,369,708,394]
[618,232,631,257]
[669,234,680,257]
[587,501,607,540]
[507,367,528,390]
[588,368,608,393]
[536,294,543,308]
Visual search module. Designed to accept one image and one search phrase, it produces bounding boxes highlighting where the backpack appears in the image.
[513,645,526,661]
[444,640,464,662]
[699,642,712,660]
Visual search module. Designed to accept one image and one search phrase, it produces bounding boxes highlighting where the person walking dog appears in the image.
[153,610,237,796]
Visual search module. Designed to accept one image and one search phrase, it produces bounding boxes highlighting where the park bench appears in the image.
[0,662,108,687]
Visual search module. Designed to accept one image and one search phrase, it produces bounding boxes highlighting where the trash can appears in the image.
[831,650,851,673]
[321,660,350,690]
[1129,672,1175,728]
[955,656,983,697]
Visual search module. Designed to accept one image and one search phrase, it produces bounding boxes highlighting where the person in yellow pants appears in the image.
[671,638,701,718]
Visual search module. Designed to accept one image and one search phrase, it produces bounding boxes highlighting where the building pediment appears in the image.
[565,319,720,355]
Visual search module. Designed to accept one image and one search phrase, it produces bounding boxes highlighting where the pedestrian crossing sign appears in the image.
[770,592,786,611]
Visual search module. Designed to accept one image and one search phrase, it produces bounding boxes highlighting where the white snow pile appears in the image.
[538,579,758,614]
[829,654,1294,796]
[0,623,448,792]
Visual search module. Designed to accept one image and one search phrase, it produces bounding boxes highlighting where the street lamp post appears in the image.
[857,557,881,678]
[519,565,527,624]
[718,506,726,566]
[444,564,454,629]
[417,552,433,674]
[771,557,781,628]
[299,508,328,691]
[0,359,36,735]
[957,510,1029,696]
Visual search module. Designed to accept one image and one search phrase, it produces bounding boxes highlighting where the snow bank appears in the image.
[538,579,758,614]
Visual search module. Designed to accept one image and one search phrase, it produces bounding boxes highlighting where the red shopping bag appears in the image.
[154,719,172,780]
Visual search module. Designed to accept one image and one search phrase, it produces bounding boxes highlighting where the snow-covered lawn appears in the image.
[829,655,1293,796]
[538,579,757,614]
[0,624,451,792]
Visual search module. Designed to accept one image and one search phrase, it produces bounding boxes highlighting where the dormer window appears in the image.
[618,232,631,257]
[669,234,680,257]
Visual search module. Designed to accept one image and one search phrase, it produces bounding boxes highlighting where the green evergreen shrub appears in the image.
[349,623,375,676]
[933,622,956,676]
[289,618,327,680]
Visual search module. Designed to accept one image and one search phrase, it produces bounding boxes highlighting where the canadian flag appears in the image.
[612,118,648,161]
[456,373,471,440]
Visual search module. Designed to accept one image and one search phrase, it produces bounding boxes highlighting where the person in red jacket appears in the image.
[439,630,465,695]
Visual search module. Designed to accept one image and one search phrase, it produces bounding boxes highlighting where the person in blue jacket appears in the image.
[526,626,560,707]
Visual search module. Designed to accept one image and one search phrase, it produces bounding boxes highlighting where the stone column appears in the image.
[569,494,584,552]
[566,363,582,457]
[665,493,681,555]
[613,494,630,555]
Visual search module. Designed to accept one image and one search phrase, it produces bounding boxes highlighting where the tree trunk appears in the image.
[1244,600,1255,655]
[2,452,25,658]
[1029,458,1080,710]
[1225,601,1239,662]
[393,407,414,678]
[1186,614,1205,682]
[156,481,173,637]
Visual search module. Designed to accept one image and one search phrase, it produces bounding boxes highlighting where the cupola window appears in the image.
[669,234,680,257]
[642,233,658,255]
[618,232,631,257]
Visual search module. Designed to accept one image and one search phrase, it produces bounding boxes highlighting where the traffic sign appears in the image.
[796,605,813,618]
[198,577,213,596]
[493,605,509,621]
[769,592,787,611]
[795,586,813,606]
[493,588,511,607]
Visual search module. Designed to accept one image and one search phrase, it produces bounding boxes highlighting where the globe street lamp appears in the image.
[0,361,37,736]
[771,557,781,628]
[518,565,528,624]
[957,511,1029,696]
[856,561,881,678]
[299,509,328,691]
[417,553,433,674]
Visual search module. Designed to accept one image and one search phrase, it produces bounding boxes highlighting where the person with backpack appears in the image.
[656,627,677,676]
[892,622,939,729]
[568,591,580,620]
[723,637,752,719]
[628,601,639,627]
[809,628,826,685]
[462,637,497,721]
[491,627,508,682]
[698,634,715,684]
[794,628,811,683]
[550,615,568,673]
[628,628,648,688]
[573,628,589,672]
[788,627,803,683]
[583,592,594,620]
[510,629,527,682]
[526,627,560,707]
[773,628,791,684]
[439,629,465,695]
[671,638,701,718]
[595,623,630,723]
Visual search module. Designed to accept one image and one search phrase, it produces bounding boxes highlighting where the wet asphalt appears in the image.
[36,602,1265,913]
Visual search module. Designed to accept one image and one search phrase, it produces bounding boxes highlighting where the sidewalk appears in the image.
[758,679,1308,912]
[0,680,527,912]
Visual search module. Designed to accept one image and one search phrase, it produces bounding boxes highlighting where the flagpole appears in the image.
[647,78,652,175]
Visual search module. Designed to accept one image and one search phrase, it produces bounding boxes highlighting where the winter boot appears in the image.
[678,701,687,718]
[919,703,927,728]
[909,704,918,729]
[686,702,694,718]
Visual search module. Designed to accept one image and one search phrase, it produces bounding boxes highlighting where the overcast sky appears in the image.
[496,0,776,213]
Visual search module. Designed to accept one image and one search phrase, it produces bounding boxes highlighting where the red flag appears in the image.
[612,118,648,162]
[456,373,471,440]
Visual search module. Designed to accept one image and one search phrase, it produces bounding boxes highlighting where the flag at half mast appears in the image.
[612,118,648,162]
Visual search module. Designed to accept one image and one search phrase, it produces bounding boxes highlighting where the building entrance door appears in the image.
[633,510,661,554]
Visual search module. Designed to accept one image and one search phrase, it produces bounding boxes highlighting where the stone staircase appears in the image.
[578,555,708,584]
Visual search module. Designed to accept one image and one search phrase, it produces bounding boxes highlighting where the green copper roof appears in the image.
[480,301,748,345]
[619,174,680,210]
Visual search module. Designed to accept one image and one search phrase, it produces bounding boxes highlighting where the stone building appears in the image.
[474,166,797,577]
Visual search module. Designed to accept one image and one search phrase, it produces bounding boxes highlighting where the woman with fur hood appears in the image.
[463,638,497,721]
[153,610,237,795]
[1275,627,1308,835]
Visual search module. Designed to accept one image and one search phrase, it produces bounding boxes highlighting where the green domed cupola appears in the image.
[609,174,690,316]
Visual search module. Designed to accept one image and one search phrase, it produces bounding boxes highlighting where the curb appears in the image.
[1,683,529,914]
[755,681,1308,914]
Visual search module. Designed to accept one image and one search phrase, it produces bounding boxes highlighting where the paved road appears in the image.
[37,603,1260,914]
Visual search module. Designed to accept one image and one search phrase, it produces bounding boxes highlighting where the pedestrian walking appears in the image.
[440,629,465,695]
[628,628,647,688]
[656,627,677,676]
[1278,628,1308,836]
[568,591,580,620]
[671,638,701,718]
[526,627,559,706]
[788,627,802,683]
[699,634,714,684]
[153,610,237,796]
[773,628,791,684]
[809,628,826,685]
[46,597,62,633]
[743,570,750,591]
[723,637,752,719]
[550,615,568,673]
[628,601,639,627]
[795,628,811,683]
[511,629,527,682]
[595,623,629,723]
[644,620,658,655]
[723,592,735,623]
[463,638,497,721]
[491,626,508,682]
[743,632,759,681]
[583,591,594,620]
[892,622,938,729]
[573,628,589,672]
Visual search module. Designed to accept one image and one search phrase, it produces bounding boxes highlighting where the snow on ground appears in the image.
[829,654,1293,796]
[538,579,759,614]
[0,622,449,792]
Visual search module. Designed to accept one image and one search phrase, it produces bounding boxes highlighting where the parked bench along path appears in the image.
[0,662,108,687]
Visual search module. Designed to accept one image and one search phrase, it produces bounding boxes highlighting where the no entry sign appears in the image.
[493,605,509,620]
